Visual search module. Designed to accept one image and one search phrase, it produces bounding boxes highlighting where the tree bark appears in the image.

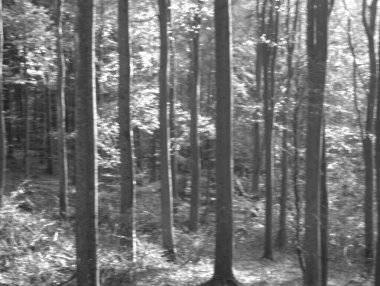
[0,0,5,207]
[304,0,330,285]
[278,128,288,250]
[320,128,328,286]
[374,6,380,283]
[118,0,136,261]
[158,0,176,260]
[24,84,30,179]
[189,0,202,232]
[75,0,99,284]
[56,0,69,220]
[168,0,178,200]
[45,82,53,175]
[200,1,241,285]
[362,0,377,270]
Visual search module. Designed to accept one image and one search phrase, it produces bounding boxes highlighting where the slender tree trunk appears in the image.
[293,101,304,273]
[168,0,178,199]
[75,0,99,284]
[150,130,157,182]
[262,0,279,261]
[320,128,328,286]
[189,1,202,232]
[278,0,299,251]
[0,0,5,207]
[362,0,377,270]
[304,0,330,285]
[278,128,288,250]
[118,0,136,261]
[24,84,30,179]
[96,0,105,106]
[158,0,176,260]
[375,17,380,283]
[45,83,53,174]
[200,1,241,285]
[251,121,260,196]
[4,86,13,160]
[56,0,69,220]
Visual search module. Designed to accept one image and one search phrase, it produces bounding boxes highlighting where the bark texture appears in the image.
[75,0,99,284]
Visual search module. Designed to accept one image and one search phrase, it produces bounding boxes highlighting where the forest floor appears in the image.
[0,170,374,285]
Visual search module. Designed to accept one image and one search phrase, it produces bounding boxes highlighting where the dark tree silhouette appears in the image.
[75,0,99,284]
[200,0,241,285]
[118,0,136,261]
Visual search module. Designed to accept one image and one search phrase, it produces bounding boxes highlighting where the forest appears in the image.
[0,0,379,285]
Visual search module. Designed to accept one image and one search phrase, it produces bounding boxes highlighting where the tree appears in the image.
[200,0,241,285]
[168,0,178,200]
[189,0,203,232]
[277,0,300,251]
[260,0,280,261]
[158,0,176,261]
[304,0,331,285]
[118,0,136,261]
[361,0,377,269]
[375,7,380,283]
[320,128,328,286]
[75,0,99,284]
[0,0,5,208]
[56,0,69,220]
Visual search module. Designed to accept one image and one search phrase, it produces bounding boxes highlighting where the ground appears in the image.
[0,172,374,285]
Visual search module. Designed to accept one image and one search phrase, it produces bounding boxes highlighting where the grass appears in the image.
[0,172,374,285]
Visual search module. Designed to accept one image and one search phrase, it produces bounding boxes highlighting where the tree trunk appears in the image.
[304,0,330,285]
[262,0,279,261]
[150,130,158,182]
[158,0,176,261]
[45,83,53,174]
[374,7,380,283]
[24,84,30,179]
[0,0,5,207]
[278,128,288,250]
[168,0,178,199]
[75,0,99,284]
[251,121,260,196]
[56,0,69,220]
[96,0,105,106]
[118,0,136,261]
[200,1,241,285]
[362,0,377,269]
[189,1,202,232]
[320,129,328,286]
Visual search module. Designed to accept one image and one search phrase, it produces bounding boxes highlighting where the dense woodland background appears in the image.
[0,0,379,285]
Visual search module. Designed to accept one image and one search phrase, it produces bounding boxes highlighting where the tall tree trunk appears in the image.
[56,0,69,220]
[118,0,136,261]
[251,121,260,196]
[96,0,105,106]
[304,0,330,285]
[24,84,30,179]
[0,0,5,207]
[168,0,178,199]
[320,128,328,286]
[278,127,288,250]
[75,0,99,284]
[189,0,202,232]
[4,86,13,160]
[262,0,279,261]
[362,0,377,270]
[375,17,380,283]
[278,0,299,251]
[45,82,53,174]
[200,1,241,285]
[150,130,158,182]
[158,0,176,261]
